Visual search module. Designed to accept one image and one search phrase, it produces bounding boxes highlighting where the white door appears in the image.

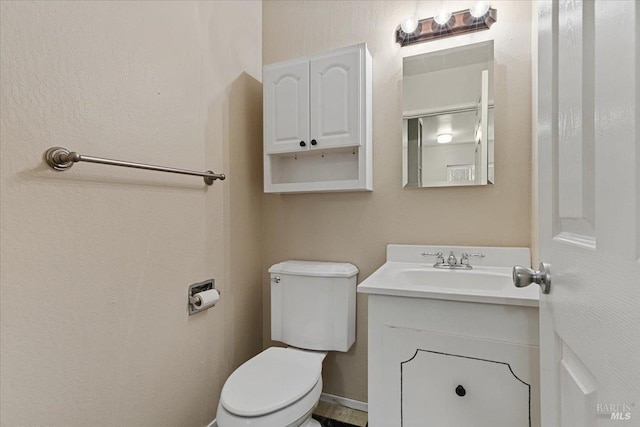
[263,59,309,154]
[309,46,362,150]
[537,1,640,426]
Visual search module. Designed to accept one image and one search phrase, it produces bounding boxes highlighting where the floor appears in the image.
[312,401,368,427]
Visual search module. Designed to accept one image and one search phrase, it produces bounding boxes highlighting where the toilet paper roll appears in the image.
[193,289,220,310]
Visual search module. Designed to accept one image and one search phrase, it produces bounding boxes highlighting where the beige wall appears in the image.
[263,0,532,402]
[0,2,262,426]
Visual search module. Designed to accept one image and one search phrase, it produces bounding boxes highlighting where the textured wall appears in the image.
[263,0,532,402]
[0,1,262,426]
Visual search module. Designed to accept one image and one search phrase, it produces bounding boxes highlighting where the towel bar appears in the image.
[44,147,225,185]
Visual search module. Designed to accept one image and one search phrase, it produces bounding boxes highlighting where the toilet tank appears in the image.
[269,260,358,352]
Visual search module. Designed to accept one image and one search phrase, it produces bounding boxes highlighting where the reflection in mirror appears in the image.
[402,41,494,188]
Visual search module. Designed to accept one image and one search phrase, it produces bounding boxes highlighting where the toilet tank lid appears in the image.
[269,260,358,278]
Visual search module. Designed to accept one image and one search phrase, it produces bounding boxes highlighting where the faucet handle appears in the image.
[421,252,444,264]
[461,252,485,258]
[460,252,485,265]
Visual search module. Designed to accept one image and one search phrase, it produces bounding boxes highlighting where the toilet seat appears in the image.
[220,347,324,417]
[216,377,323,427]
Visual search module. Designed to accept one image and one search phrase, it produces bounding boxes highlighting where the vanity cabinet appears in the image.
[263,43,372,193]
[367,296,540,427]
[358,245,540,427]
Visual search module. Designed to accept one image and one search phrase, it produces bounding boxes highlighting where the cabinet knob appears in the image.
[311,139,318,146]
[299,141,306,147]
[455,385,466,397]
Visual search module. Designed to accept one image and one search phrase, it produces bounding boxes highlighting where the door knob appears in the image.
[512,262,551,294]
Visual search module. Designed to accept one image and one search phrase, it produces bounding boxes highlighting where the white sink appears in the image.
[357,245,539,307]
[394,266,513,291]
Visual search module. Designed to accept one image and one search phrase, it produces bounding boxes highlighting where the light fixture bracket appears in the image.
[396,8,497,47]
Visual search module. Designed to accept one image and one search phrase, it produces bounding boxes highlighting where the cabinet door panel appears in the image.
[310,48,361,150]
[382,326,540,427]
[264,60,309,154]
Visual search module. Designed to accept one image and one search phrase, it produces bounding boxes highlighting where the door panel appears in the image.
[559,343,596,427]
[310,48,361,150]
[264,60,309,154]
[555,0,595,243]
[538,1,640,426]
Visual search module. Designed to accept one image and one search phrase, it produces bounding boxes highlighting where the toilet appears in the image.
[215,260,358,427]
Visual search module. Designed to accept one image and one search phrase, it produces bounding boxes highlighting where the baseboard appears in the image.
[320,392,368,413]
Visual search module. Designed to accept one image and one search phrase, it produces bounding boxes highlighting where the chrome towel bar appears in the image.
[44,147,225,185]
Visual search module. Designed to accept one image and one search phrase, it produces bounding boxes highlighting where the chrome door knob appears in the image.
[512,263,551,294]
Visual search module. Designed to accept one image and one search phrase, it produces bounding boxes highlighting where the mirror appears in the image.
[402,41,494,188]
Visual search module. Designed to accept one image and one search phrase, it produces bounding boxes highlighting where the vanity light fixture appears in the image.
[396,4,497,47]
[400,15,419,34]
[434,11,453,26]
[437,133,453,144]
[470,1,491,18]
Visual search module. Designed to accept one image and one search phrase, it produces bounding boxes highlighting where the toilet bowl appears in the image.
[216,347,326,427]
[215,260,358,427]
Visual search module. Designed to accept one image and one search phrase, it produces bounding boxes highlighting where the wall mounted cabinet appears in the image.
[263,43,372,193]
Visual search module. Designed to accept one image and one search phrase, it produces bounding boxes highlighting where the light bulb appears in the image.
[470,1,490,18]
[400,16,419,34]
[437,133,453,144]
[434,11,452,26]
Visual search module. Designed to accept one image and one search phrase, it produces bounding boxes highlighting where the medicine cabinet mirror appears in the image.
[402,41,494,188]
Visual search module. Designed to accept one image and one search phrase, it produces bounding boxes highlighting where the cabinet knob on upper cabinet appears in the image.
[299,141,306,147]
[455,385,466,397]
[311,139,318,146]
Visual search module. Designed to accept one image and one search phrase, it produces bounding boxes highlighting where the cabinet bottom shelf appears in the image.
[265,147,371,193]
[265,179,371,193]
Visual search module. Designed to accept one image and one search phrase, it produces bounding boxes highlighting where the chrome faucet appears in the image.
[421,250,485,270]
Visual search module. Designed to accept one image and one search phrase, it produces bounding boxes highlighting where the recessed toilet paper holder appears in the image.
[188,279,220,316]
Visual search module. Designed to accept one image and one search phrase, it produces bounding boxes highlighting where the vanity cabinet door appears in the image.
[309,46,362,150]
[381,326,540,427]
[264,59,310,154]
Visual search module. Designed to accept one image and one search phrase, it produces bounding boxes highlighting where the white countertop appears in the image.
[357,245,539,307]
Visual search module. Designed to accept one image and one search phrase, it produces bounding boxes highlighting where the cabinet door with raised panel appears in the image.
[264,59,309,154]
[382,326,539,427]
[309,46,362,150]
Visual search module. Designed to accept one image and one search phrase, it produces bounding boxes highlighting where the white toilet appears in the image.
[215,260,358,427]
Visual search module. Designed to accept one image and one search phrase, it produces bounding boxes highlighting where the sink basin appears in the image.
[358,247,539,307]
[394,267,513,291]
